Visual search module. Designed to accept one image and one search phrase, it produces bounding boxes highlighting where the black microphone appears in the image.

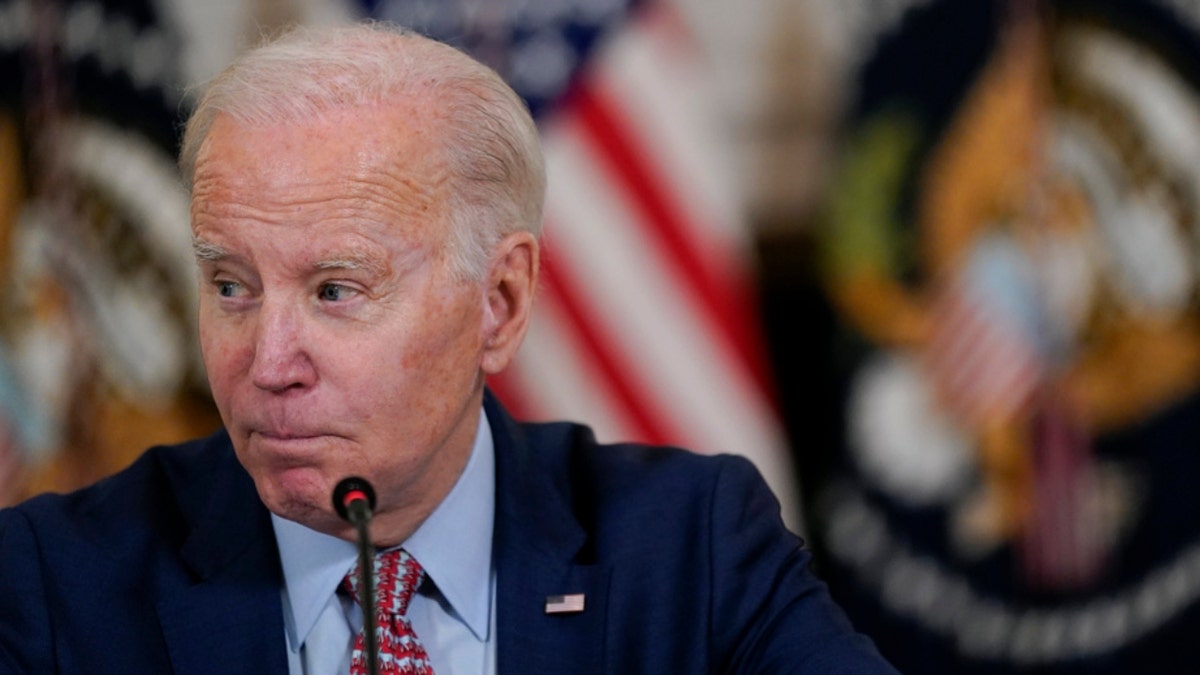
[333,477,379,675]
[333,476,376,525]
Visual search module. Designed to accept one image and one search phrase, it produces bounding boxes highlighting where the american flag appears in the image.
[358,0,800,527]
[921,236,1102,587]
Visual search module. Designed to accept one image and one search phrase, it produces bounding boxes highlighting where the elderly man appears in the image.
[0,22,896,674]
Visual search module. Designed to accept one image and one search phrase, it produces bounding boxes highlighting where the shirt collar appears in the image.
[405,410,495,640]
[272,410,496,650]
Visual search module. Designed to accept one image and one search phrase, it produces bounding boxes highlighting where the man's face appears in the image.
[190,106,489,543]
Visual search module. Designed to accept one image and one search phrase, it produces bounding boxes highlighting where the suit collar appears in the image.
[485,391,612,674]
[159,431,289,675]
[486,391,586,557]
[169,431,271,578]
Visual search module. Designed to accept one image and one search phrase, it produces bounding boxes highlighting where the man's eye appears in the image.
[318,283,353,302]
[217,281,241,297]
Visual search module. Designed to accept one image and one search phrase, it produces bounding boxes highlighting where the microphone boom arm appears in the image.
[334,477,380,675]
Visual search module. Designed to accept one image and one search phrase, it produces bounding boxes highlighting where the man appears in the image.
[0,22,896,674]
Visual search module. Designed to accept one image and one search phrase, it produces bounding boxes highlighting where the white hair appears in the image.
[179,22,545,280]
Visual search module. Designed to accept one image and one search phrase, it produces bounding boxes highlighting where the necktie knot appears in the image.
[343,548,425,619]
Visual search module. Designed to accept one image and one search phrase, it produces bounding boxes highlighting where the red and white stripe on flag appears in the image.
[488,3,800,529]
[922,278,1042,425]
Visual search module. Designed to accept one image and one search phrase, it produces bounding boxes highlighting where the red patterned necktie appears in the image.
[342,548,435,674]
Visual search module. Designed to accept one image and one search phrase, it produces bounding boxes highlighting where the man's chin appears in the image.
[269,495,355,538]
[255,474,347,537]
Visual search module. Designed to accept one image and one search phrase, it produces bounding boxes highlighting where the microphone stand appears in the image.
[334,477,380,675]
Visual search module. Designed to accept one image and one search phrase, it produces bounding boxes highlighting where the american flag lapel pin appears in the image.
[544,593,586,614]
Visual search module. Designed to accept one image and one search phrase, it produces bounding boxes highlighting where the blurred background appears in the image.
[2,0,1200,671]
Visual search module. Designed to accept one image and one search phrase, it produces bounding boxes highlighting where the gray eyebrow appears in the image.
[315,253,388,277]
[193,238,229,263]
[191,238,400,277]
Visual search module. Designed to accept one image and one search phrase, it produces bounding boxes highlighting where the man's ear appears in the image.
[481,230,539,375]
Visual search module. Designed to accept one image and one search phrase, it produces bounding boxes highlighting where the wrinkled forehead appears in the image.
[188,107,458,256]
[195,105,451,200]
[202,92,447,163]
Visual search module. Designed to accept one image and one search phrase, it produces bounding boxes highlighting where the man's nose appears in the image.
[250,299,315,392]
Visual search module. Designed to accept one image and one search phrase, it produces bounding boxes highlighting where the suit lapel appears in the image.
[496,545,611,674]
[157,552,287,675]
[486,393,612,675]
[156,434,289,675]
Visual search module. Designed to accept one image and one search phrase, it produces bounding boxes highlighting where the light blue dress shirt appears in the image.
[273,412,497,674]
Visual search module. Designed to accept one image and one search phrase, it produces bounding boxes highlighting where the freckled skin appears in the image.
[190,103,536,546]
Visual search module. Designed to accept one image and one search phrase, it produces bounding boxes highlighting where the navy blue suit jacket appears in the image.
[0,393,895,673]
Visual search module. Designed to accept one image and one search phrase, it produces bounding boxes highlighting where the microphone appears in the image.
[333,476,376,525]
[333,477,379,675]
